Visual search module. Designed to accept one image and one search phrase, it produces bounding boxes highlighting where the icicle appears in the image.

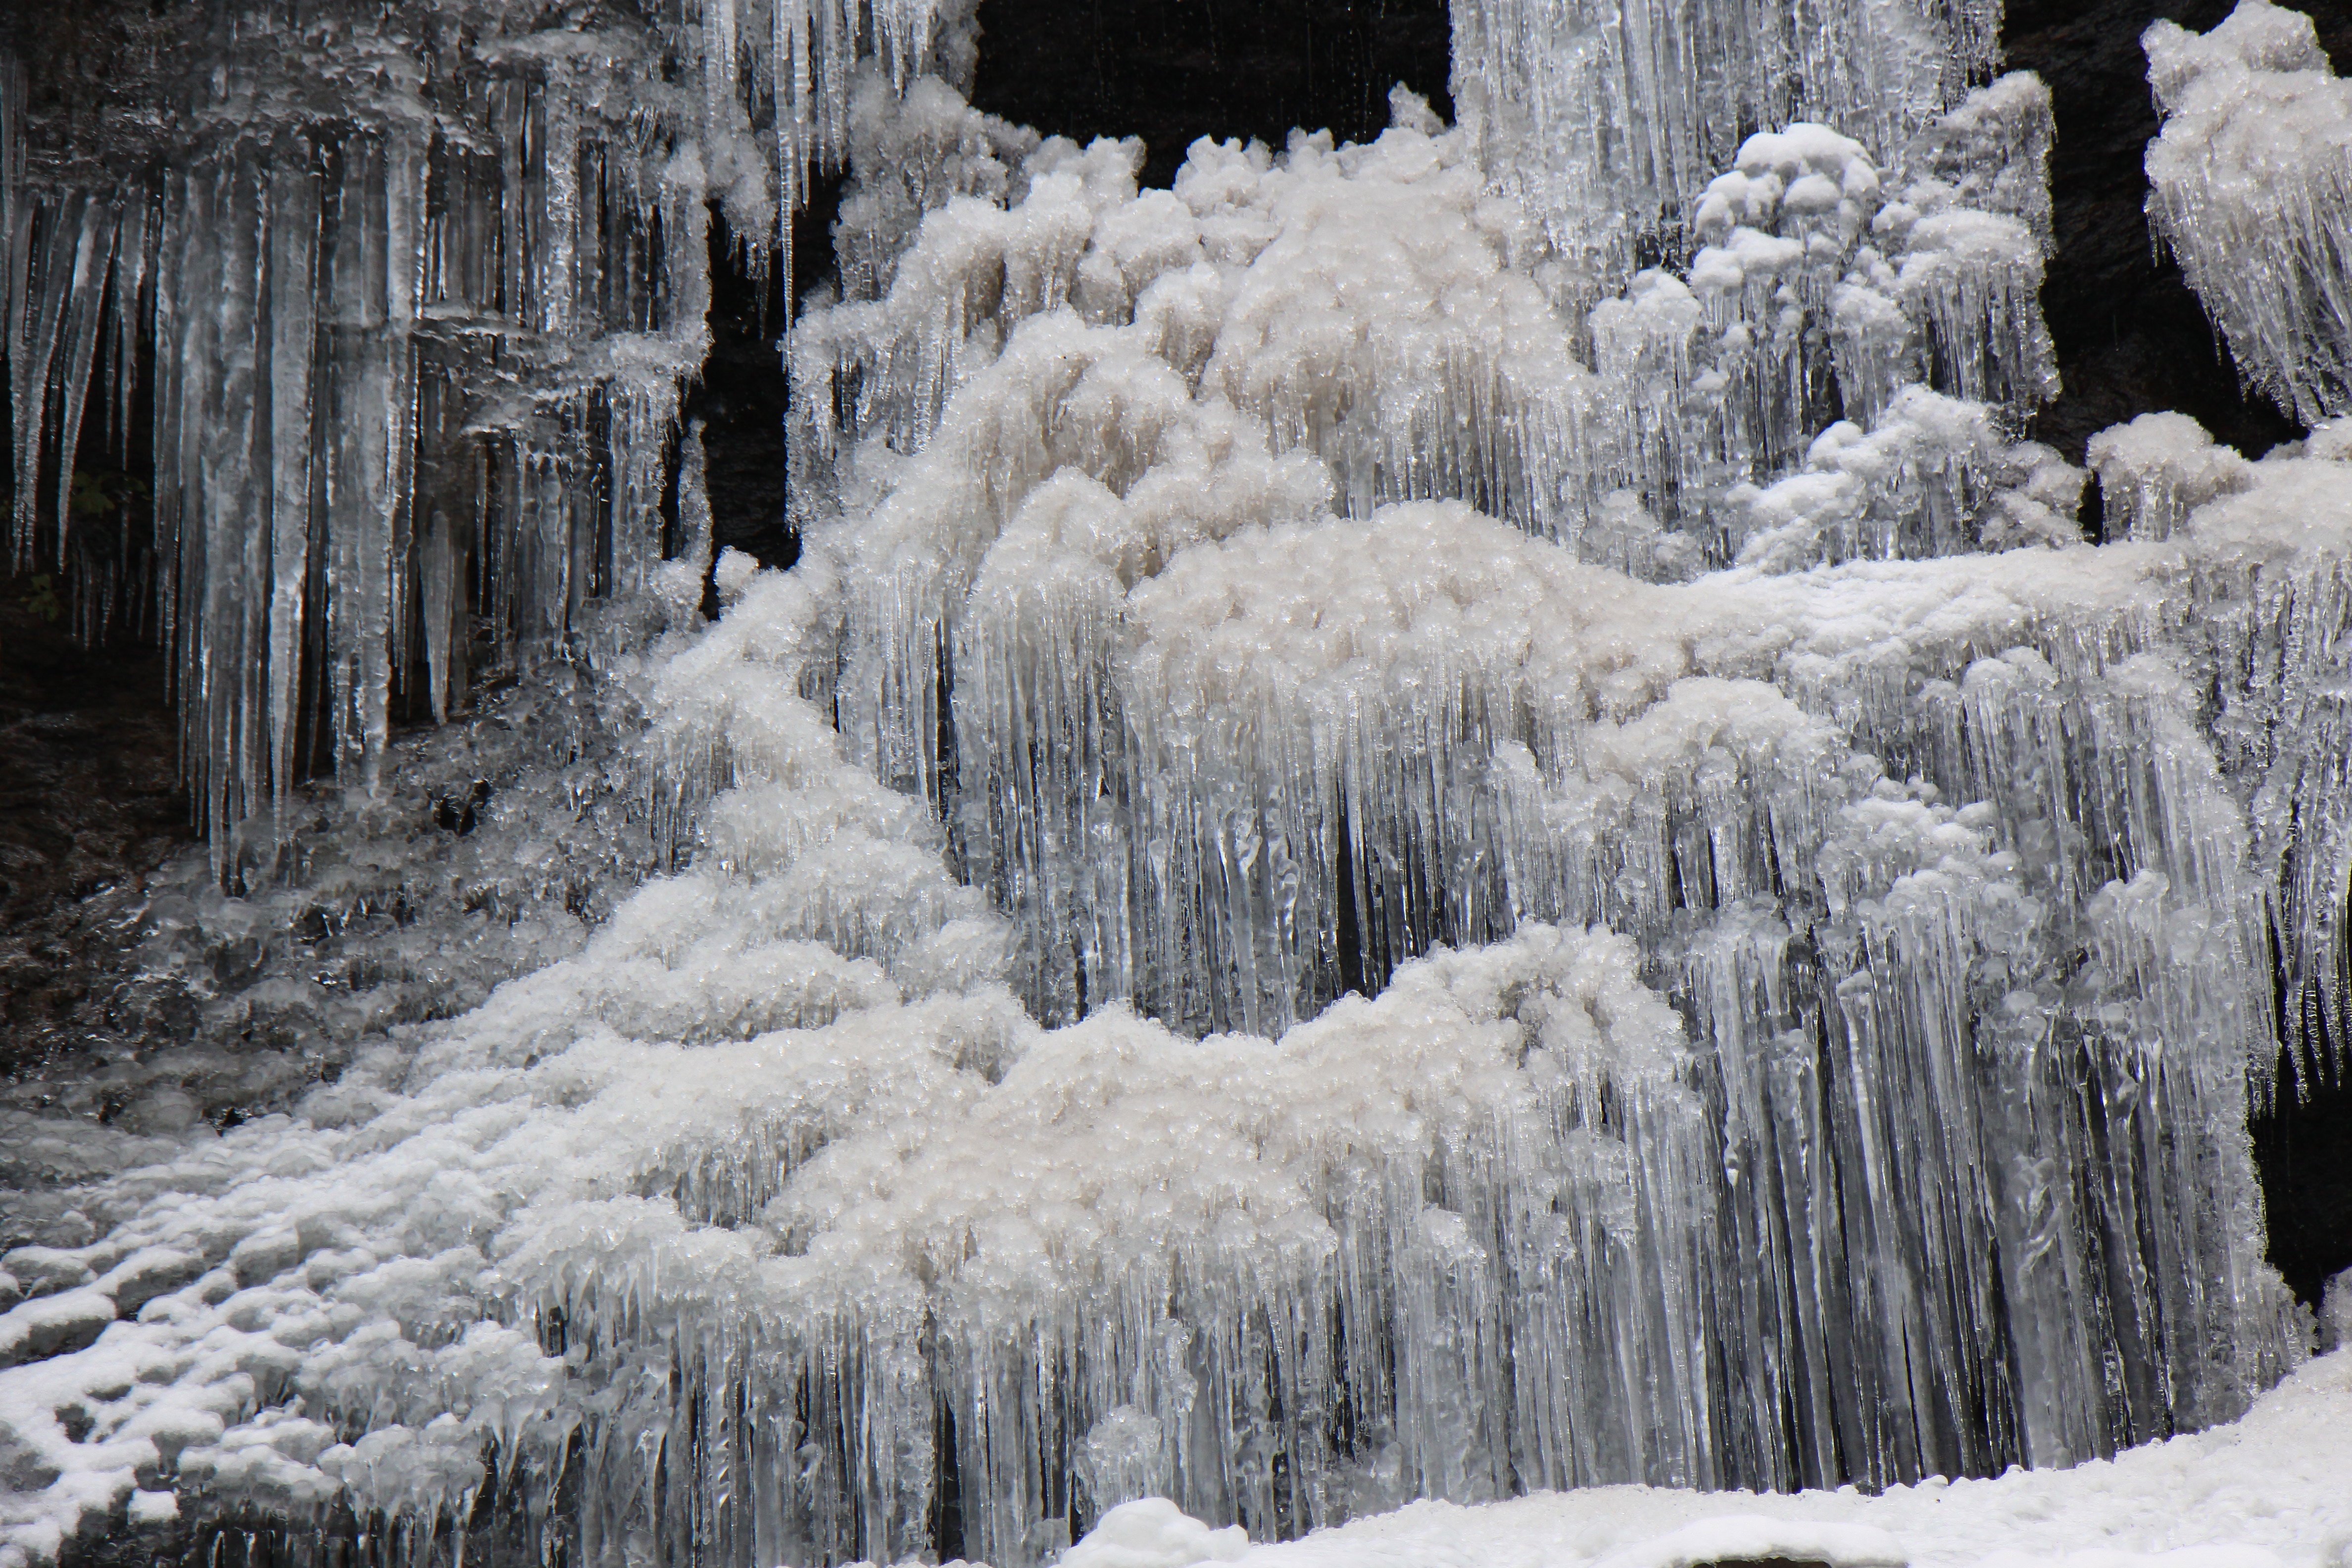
[2144,0,2352,425]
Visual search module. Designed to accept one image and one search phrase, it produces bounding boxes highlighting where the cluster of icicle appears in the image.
[794,75,2060,578]
[2144,0,2352,427]
[1448,0,2003,304]
[1590,78,2062,553]
[0,0,969,859]
[0,6,2348,1568]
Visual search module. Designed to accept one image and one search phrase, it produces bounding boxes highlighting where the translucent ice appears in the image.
[2144,1,2352,425]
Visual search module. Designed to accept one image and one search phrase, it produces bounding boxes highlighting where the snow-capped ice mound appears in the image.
[1595,80,2057,541]
[1723,387,2081,572]
[791,92,1592,546]
[2145,0,2352,425]
[8,441,2341,1566]
[2087,413,2257,542]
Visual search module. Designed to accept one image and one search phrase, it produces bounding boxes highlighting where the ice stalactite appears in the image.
[0,0,975,860]
[2145,0,2352,428]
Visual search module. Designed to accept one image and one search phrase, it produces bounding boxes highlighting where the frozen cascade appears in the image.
[2,3,2351,1568]
[5,456,2339,1565]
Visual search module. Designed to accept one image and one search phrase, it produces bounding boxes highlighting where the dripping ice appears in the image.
[0,2,2350,1568]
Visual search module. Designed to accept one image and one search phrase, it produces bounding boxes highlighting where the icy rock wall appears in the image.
[0,0,970,856]
[2145,0,2352,428]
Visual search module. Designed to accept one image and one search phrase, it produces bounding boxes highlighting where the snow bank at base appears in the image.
[1081,1347,2352,1568]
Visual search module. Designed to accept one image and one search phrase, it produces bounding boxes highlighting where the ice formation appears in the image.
[2144,0,2352,427]
[0,0,974,855]
[3,1,2351,1568]
[1449,0,2003,299]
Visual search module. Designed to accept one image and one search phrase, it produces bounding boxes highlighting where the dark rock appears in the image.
[0,572,193,1080]
[970,0,1454,190]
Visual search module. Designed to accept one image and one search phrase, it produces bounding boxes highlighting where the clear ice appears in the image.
[0,3,2348,1568]
[2143,0,2352,427]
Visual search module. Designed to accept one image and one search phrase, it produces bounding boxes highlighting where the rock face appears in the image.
[969,0,1456,190]
[0,572,191,1080]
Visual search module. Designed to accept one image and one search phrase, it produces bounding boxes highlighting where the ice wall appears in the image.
[2144,0,2352,427]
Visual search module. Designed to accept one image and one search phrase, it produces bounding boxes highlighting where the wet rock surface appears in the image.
[0,572,191,1081]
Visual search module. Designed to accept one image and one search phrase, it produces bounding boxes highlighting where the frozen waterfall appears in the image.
[1,3,2349,1568]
